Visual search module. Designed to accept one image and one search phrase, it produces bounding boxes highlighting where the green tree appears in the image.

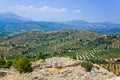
[35,52,45,60]
[80,61,93,72]
[16,57,32,73]
[50,53,56,58]
[0,58,6,68]
[4,60,13,68]
[12,58,19,68]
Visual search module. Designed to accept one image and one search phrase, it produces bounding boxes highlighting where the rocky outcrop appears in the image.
[1,57,120,80]
[0,72,7,78]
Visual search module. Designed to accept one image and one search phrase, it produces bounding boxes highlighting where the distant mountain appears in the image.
[0,12,120,37]
[0,12,21,19]
[0,12,32,21]
[0,12,40,37]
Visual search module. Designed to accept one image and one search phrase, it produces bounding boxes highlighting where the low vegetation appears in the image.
[0,58,12,68]
[81,61,93,72]
[15,57,33,73]
[35,52,45,60]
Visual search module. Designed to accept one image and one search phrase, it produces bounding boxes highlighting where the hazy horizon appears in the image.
[0,0,120,23]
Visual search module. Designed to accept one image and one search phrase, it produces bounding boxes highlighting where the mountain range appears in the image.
[0,12,120,37]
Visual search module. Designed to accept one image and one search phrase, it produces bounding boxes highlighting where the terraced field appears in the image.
[76,46,120,62]
[100,64,120,76]
[75,45,120,75]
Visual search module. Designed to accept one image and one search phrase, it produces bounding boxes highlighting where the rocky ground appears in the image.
[0,57,120,80]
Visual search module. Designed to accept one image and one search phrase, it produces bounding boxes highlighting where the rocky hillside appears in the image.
[0,57,120,80]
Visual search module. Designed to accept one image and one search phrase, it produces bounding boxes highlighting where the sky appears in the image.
[0,0,120,23]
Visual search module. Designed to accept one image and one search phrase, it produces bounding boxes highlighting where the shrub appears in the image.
[0,58,6,68]
[12,58,19,68]
[80,61,93,72]
[35,52,45,60]
[4,60,13,68]
[16,57,32,73]
[0,58,13,68]
[50,53,56,58]
[63,55,70,58]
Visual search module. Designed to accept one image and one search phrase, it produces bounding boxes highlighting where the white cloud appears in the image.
[9,5,67,13]
[6,5,82,21]
[74,10,81,13]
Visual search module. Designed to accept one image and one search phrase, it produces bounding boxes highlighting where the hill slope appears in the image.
[0,30,120,75]
[0,30,102,56]
[0,30,119,59]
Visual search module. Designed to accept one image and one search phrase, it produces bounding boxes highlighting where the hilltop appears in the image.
[0,30,119,56]
[0,30,103,56]
[1,57,120,80]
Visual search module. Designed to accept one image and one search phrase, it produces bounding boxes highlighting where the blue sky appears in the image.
[0,0,120,23]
